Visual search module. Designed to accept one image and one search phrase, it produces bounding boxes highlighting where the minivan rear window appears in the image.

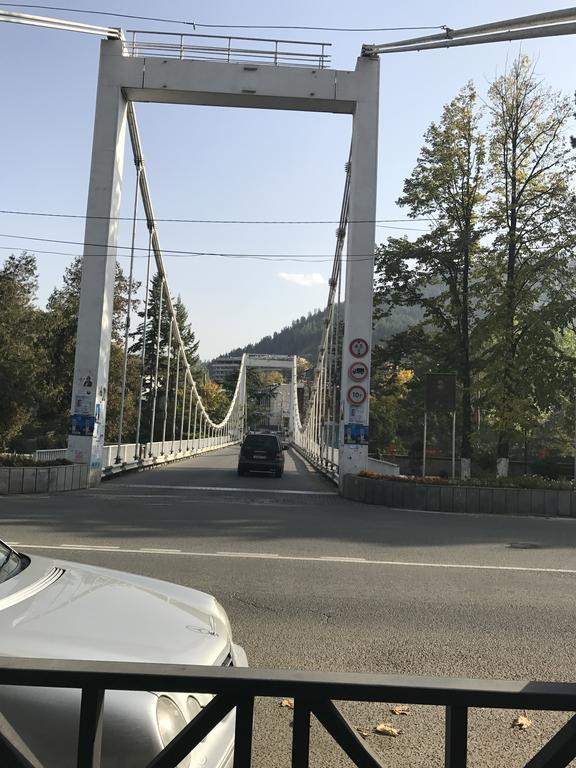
[243,435,278,450]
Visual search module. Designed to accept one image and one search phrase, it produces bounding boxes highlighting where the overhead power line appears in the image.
[0,3,447,33]
[0,208,433,227]
[0,232,424,262]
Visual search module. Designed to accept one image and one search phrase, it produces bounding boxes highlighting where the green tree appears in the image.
[480,55,576,476]
[131,275,203,442]
[0,253,42,447]
[374,84,486,476]
[40,257,140,443]
[197,379,231,423]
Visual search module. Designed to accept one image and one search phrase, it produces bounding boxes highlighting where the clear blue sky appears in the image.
[1,1,574,359]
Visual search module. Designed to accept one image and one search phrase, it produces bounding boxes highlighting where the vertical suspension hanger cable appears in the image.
[295,145,350,477]
[149,280,163,454]
[134,225,153,458]
[123,101,249,455]
[180,373,187,452]
[186,380,193,447]
[161,315,173,454]
[334,249,344,456]
[116,163,141,464]
[171,348,180,452]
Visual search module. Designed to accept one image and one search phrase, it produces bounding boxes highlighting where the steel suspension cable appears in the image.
[180,375,187,451]
[148,281,163,454]
[294,150,350,473]
[125,101,246,437]
[186,383,193,446]
[134,226,153,458]
[193,400,199,445]
[115,164,140,464]
[171,349,180,451]
[161,315,173,453]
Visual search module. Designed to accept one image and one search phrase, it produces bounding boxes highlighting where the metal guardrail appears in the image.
[2,657,576,767]
[32,449,68,463]
[293,442,339,484]
[33,439,238,478]
[101,437,233,470]
[124,30,331,69]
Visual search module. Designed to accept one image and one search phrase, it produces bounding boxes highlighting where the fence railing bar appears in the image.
[445,705,468,768]
[6,660,576,710]
[233,696,255,768]
[0,713,44,768]
[523,713,576,768]
[291,699,311,768]
[144,694,236,768]
[76,687,104,768]
[311,700,384,768]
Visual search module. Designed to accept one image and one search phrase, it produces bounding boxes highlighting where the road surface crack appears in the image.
[230,593,280,614]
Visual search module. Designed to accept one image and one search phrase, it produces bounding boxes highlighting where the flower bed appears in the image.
[345,474,575,517]
[358,470,574,490]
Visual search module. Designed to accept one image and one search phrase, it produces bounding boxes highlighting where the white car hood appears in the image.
[0,554,230,666]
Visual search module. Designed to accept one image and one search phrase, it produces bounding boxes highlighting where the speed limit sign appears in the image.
[347,385,367,405]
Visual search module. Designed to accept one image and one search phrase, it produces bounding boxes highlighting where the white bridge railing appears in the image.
[101,436,238,473]
[34,437,238,476]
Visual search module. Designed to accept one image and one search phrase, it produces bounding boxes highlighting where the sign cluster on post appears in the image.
[343,338,370,445]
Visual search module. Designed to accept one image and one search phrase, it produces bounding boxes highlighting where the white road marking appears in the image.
[217,551,279,558]
[116,484,336,496]
[139,547,182,554]
[8,543,576,576]
[57,544,120,551]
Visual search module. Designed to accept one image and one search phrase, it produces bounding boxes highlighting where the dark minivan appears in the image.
[238,433,285,477]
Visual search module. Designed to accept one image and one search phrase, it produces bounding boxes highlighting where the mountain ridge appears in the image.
[216,303,422,363]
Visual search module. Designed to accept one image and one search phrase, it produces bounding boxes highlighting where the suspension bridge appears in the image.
[7,7,572,492]
[2,11,384,490]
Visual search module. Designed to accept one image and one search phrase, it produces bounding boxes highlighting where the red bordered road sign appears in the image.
[349,338,369,358]
[349,361,368,382]
[347,385,367,405]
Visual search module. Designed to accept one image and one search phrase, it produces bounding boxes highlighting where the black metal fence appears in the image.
[2,657,576,768]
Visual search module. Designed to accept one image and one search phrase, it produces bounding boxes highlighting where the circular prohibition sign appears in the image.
[348,361,368,382]
[349,338,369,358]
[347,385,367,405]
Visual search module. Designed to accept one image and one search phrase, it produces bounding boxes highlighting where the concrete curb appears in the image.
[0,465,88,495]
[341,476,576,518]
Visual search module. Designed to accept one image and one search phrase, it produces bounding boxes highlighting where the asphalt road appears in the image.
[2,446,576,767]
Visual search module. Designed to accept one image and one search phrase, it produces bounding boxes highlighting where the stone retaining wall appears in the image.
[0,464,88,495]
[342,475,576,517]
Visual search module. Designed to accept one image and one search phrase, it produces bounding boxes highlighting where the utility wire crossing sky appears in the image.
[1,0,574,358]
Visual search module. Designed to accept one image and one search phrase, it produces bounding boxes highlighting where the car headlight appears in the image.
[156,696,190,768]
[186,696,202,721]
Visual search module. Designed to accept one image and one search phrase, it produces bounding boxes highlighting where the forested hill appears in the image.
[223,303,422,362]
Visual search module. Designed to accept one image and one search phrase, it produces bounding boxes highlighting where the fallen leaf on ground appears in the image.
[390,705,410,716]
[374,723,401,737]
[280,698,294,709]
[512,714,532,730]
[355,727,370,739]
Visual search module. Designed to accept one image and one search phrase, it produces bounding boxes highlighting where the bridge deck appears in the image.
[109,446,336,495]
